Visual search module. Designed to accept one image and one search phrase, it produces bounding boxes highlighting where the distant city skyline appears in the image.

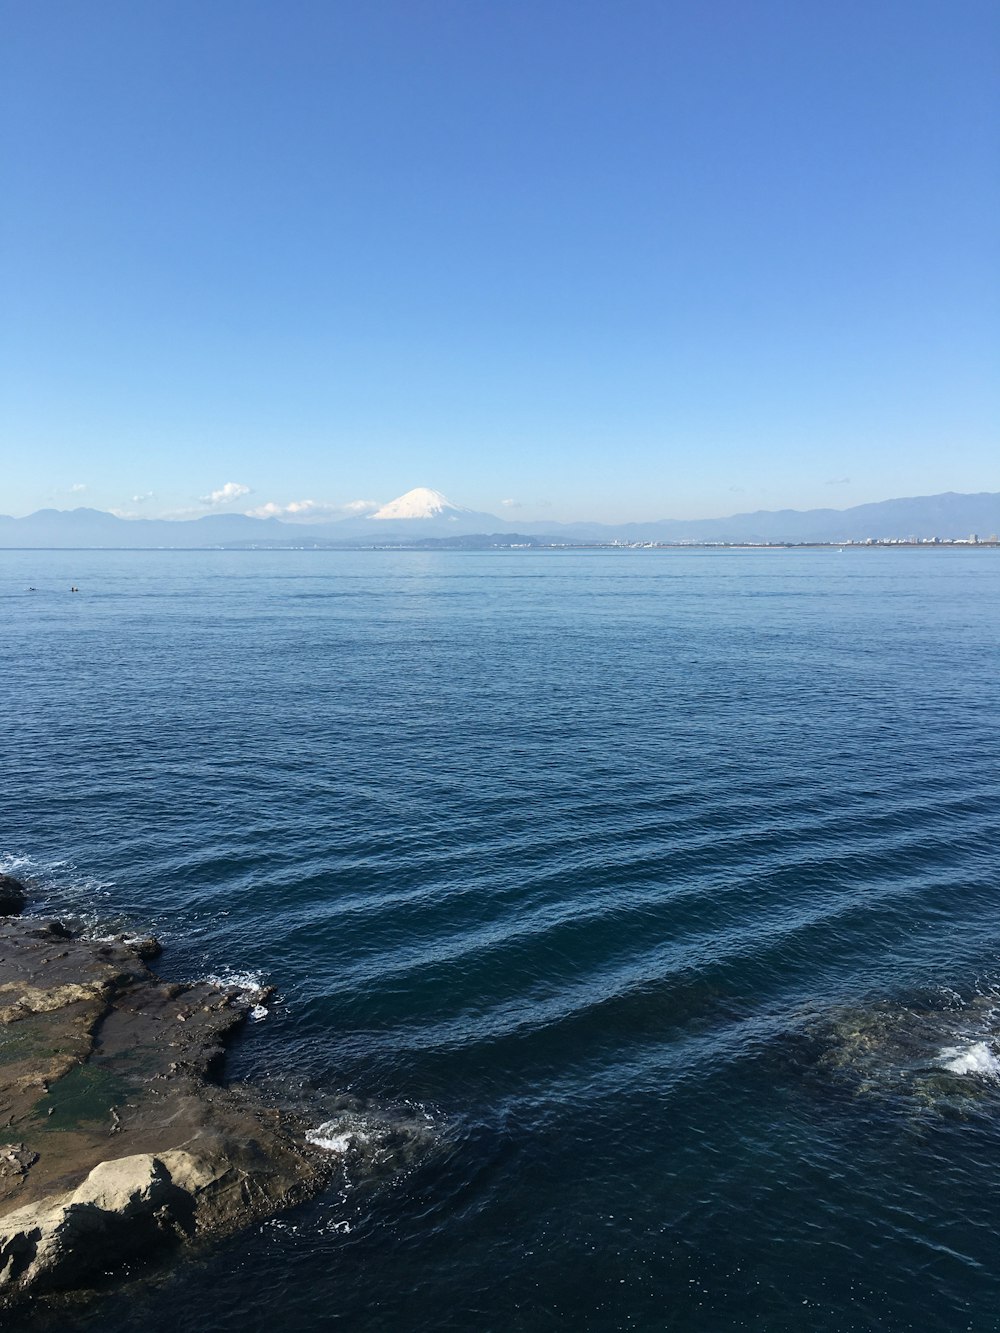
[3,1,997,522]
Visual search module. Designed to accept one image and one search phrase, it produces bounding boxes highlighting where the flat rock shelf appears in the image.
[0,879,335,1310]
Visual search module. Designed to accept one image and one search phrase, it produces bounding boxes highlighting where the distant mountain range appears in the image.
[2,488,999,548]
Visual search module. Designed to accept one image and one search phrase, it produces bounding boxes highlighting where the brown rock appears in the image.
[0,917,335,1307]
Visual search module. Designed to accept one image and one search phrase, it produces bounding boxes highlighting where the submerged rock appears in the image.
[0,915,335,1307]
[801,990,1000,1114]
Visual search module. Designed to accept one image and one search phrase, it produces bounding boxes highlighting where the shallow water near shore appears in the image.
[3,545,1000,1331]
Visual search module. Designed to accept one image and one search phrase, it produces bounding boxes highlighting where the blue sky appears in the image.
[2,0,997,522]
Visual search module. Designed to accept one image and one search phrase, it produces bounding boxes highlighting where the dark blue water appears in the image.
[3,547,1000,1332]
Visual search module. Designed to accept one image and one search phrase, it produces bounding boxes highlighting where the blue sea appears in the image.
[3,546,1000,1332]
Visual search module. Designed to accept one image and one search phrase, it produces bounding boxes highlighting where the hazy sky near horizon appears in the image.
[2,0,998,523]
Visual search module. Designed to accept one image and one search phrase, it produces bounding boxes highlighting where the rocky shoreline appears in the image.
[0,874,336,1309]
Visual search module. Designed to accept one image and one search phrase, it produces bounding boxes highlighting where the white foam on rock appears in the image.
[202,969,271,1020]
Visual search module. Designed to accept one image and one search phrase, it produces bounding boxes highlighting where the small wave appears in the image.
[304,1102,442,1179]
[203,967,267,992]
[0,851,116,920]
[0,851,159,948]
[90,930,153,949]
[938,1042,1000,1079]
[307,1123,371,1154]
[306,1108,391,1156]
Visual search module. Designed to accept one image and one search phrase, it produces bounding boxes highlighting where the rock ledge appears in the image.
[0,887,332,1306]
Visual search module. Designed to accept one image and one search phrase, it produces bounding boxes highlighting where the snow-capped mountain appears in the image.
[370,487,469,521]
[336,486,500,535]
[4,491,1000,547]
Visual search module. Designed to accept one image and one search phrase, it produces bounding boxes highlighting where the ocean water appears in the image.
[3,546,1000,1332]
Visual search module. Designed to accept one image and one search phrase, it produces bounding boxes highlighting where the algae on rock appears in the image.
[0,893,334,1306]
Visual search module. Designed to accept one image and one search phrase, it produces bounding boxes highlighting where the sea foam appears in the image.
[202,969,271,1021]
[938,1041,1000,1079]
[306,1125,370,1154]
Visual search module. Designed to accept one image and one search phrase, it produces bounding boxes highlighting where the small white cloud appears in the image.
[500,498,524,509]
[245,499,326,520]
[70,483,87,493]
[200,481,251,506]
[245,498,380,522]
[825,476,852,486]
[131,491,154,504]
[246,500,312,518]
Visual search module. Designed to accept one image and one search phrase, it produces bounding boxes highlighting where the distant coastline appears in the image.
[2,537,998,554]
[3,488,1000,549]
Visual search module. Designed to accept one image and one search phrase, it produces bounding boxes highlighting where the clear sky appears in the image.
[2,0,997,522]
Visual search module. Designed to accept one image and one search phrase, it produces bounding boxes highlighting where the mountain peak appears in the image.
[370,487,466,520]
